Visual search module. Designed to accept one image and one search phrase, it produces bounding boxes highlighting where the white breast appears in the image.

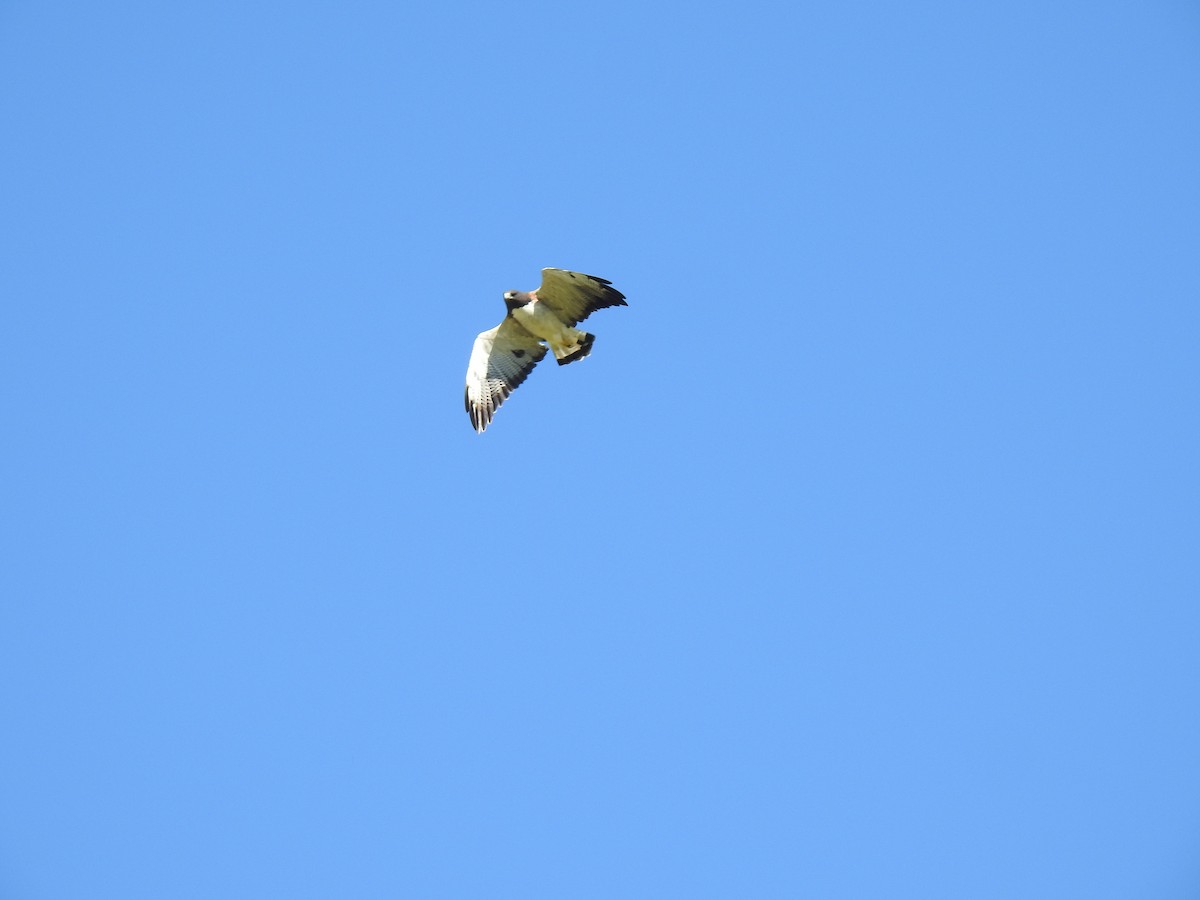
[512,300,571,344]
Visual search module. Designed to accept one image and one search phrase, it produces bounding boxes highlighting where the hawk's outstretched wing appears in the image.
[464,318,549,433]
[535,268,628,327]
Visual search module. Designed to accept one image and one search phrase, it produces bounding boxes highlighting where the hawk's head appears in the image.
[503,290,529,312]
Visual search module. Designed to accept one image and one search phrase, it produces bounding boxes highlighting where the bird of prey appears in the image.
[465,268,628,433]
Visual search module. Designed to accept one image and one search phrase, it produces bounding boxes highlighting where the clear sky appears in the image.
[2,1,1198,897]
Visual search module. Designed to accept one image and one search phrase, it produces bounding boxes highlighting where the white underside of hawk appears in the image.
[464,268,628,433]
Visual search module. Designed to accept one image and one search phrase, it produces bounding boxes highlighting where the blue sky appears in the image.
[2,1,1199,897]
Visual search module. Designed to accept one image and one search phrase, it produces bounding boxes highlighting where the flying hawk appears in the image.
[465,268,628,433]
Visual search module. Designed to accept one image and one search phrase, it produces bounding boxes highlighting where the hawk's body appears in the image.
[510,294,590,362]
[465,268,627,433]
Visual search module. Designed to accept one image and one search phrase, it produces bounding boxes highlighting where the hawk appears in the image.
[465,268,628,433]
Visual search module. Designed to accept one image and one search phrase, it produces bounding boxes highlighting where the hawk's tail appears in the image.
[553,331,594,366]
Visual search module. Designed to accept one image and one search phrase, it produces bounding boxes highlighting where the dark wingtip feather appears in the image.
[581,275,628,316]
